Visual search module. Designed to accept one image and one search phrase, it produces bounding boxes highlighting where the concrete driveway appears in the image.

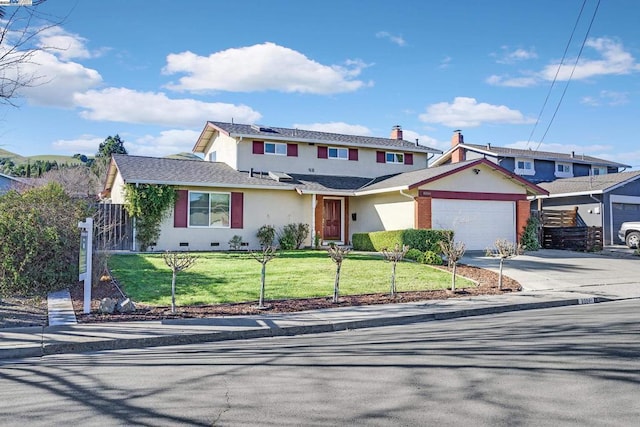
[462,249,640,300]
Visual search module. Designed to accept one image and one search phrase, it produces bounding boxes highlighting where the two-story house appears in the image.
[104,121,547,251]
[432,130,630,184]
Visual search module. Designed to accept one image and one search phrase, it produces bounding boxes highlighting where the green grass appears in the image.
[108,250,474,306]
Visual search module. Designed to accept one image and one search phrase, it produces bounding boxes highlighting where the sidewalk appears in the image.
[0,290,610,361]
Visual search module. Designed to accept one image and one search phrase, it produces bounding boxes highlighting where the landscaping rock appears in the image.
[117,298,136,313]
[99,297,117,314]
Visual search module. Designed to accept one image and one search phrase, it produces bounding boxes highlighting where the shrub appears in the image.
[418,250,444,265]
[278,223,310,249]
[352,229,454,252]
[352,233,375,251]
[228,235,243,250]
[404,248,423,261]
[0,183,88,297]
[520,216,541,251]
[257,225,276,248]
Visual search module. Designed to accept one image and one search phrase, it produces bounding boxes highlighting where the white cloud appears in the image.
[52,135,105,154]
[37,27,96,61]
[16,49,103,107]
[419,97,534,128]
[163,42,370,94]
[400,129,444,151]
[74,87,262,127]
[292,122,372,136]
[489,37,640,87]
[130,129,202,156]
[376,31,406,47]
[439,56,452,70]
[580,90,629,107]
[494,47,537,64]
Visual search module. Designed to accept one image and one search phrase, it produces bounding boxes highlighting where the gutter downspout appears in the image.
[132,182,138,252]
[399,189,414,200]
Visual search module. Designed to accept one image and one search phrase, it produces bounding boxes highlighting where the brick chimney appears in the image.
[451,129,465,163]
[390,125,403,140]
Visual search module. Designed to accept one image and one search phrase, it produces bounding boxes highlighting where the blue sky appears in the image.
[1,0,640,168]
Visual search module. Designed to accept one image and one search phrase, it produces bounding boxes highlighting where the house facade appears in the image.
[532,170,640,245]
[432,131,630,184]
[103,122,547,251]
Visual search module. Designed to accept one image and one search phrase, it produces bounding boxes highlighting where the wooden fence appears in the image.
[542,226,603,251]
[94,203,133,251]
[541,207,578,227]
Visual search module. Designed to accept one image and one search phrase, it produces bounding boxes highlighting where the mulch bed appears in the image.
[69,264,520,324]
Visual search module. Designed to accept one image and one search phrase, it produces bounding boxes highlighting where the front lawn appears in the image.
[108,250,474,306]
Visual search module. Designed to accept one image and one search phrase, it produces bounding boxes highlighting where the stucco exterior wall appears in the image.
[422,163,527,194]
[204,133,238,168]
[154,187,312,251]
[235,138,430,177]
[349,191,415,237]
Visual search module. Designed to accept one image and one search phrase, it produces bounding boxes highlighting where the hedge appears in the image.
[352,229,454,252]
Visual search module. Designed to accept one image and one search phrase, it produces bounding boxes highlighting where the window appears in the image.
[386,152,404,164]
[328,147,348,160]
[514,158,535,176]
[188,192,230,228]
[265,142,287,156]
[208,151,216,162]
[555,162,572,177]
[592,166,607,176]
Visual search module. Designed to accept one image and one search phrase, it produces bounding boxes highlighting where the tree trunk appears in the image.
[498,258,504,290]
[259,263,266,308]
[390,262,397,296]
[333,262,341,303]
[171,270,177,313]
[451,262,457,292]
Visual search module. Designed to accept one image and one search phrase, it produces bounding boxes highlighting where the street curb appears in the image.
[1,296,611,360]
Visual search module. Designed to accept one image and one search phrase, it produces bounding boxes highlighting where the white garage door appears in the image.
[431,199,516,250]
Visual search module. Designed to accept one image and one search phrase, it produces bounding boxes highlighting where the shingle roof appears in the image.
[110,154,293,189]
[538,170,640,196]
[463,143,629,168]
[204,121,442,153]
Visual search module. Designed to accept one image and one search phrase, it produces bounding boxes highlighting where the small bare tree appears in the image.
[162,251,197,313]
[381,244,410,297]
[327,243,350,303]
[439,236,466,292]
[486,239,522,290]
[248,246,279,309]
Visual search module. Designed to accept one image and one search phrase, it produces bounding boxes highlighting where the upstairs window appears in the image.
[265,142,287,156]
[514,158,535,176]
[385,152,404,164]
[328,147,348,160]
[592,166,607,176]
[555,162,573,178]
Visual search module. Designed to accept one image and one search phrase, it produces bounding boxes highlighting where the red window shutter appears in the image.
[348,148,358,161]
[376,151,385,163]
[252,141,264,154]
[287,143,298,157]
[404,153,413,165]
[318,146,328,159]
[174,190,188,228]
[231,192,244,229]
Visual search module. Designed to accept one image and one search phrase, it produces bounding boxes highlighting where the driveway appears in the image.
[462,249,640,300]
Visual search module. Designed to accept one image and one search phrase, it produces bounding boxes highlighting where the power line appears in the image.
[534,0,601,151]
[526,0,589,149]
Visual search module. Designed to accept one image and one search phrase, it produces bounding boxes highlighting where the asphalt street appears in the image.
[1,299,638,426]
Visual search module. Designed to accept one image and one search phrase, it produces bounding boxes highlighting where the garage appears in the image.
[431,199,516,250]
[611,196,640,244]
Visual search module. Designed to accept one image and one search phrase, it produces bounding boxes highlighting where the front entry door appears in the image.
[323,199,342,241]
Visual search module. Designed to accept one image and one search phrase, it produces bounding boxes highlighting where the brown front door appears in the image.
[323,199,342,240]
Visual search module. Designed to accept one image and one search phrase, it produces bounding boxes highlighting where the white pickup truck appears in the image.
[618,222,640,248]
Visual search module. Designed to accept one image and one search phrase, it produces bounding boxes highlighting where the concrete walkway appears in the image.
[47,290,77,326]
[1,249,637,362]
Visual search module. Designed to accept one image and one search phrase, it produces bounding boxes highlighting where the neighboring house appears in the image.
[0,172,26,194]
[432,130,629,184]
[103,122,547,251]
[531,170,640,245]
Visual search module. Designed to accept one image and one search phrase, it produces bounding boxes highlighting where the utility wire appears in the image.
[534,0,600,151]
[526,0,588,149]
